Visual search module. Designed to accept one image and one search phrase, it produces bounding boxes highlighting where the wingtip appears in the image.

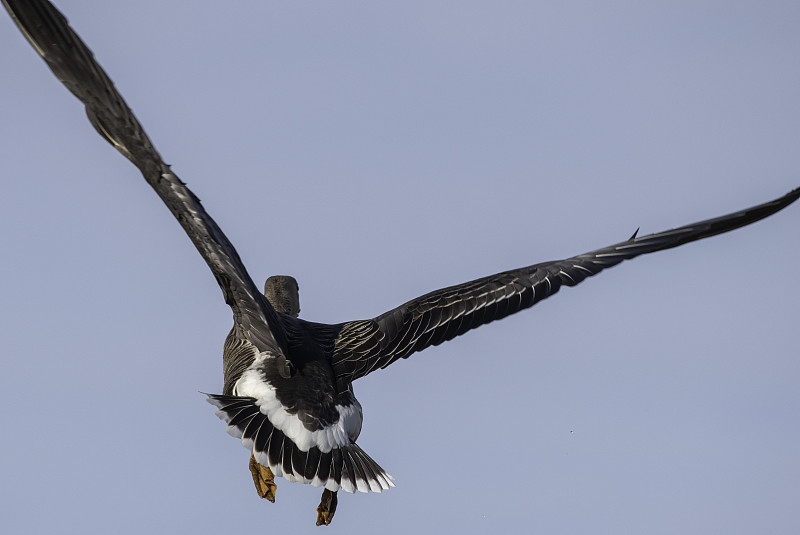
[763,185,800,215]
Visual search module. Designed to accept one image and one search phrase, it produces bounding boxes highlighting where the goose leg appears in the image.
[315,488,338,526]
[249,453,277,502]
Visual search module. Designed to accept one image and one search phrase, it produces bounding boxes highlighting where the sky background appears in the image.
[1,1,799,533]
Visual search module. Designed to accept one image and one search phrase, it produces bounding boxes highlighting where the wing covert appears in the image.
[331,187,799,385]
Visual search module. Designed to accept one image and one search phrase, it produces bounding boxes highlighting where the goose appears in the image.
[4,0,798,526]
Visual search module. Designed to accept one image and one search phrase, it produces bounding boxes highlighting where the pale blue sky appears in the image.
[1,2,799,533]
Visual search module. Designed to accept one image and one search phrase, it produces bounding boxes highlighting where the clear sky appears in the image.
[1,1,799,533]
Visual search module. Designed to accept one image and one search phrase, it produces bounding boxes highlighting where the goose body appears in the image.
[4,0,799,525]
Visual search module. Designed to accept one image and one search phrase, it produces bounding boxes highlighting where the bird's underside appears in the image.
[4,0,799,527]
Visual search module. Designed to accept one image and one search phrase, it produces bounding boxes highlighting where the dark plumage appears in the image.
[4,0,798,524]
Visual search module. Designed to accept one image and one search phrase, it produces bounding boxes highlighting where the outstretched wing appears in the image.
[331,187,799,385]
[3,0,288,359]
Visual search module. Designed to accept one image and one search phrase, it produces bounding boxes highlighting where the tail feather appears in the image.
[304,446,322,482]
[268,432,286,475]
[330,448,344,489]
[281,439,294,479]
[356,451,383,492]
[222,403,260,430]
[206,393,394,493]
[253,419,273,454]
[314,450,332,486]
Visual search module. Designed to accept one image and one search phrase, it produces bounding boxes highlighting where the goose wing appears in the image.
[3,0,288,360]
[331,187,799,386]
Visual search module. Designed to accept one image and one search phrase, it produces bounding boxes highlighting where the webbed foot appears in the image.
[249,453,277,502]
[315,488,338,526]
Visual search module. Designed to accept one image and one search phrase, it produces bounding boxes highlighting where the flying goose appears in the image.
[4,0,798,527]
